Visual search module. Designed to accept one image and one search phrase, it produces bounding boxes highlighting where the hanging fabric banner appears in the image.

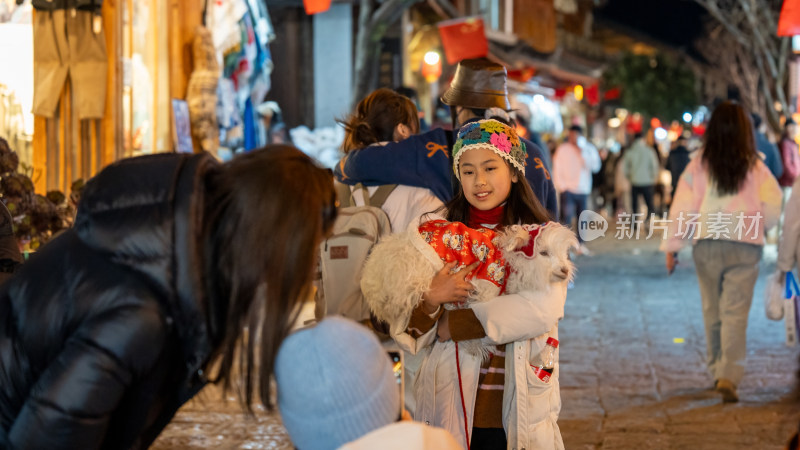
[304,0,331,15]
[778,0,800,36]
[437,17,489,65]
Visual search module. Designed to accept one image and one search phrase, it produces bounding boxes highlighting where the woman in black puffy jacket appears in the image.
[0,145,337,449]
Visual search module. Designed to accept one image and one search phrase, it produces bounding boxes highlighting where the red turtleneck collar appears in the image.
[468,204,505,228]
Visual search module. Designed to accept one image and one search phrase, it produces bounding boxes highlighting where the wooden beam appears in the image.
[102,0,120,168]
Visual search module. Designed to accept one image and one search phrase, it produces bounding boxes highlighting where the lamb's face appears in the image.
[497,223,579,291]
[535,225,578,283]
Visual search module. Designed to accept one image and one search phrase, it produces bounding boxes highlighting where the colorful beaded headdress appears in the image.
[452,119,527,180]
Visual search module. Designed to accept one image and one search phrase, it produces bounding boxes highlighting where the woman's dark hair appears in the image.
[441,163,552,226]
[339,88,419,152]
[203,145,337,411]
[702,101,758,196]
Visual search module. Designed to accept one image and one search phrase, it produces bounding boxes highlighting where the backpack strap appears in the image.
[367,184,398,208]
[336,182,355,208]
[339,183,397,208]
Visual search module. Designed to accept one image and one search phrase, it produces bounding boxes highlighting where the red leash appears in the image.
[454,342,471,450]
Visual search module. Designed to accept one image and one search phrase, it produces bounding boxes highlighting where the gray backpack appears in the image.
[314,183,396,323]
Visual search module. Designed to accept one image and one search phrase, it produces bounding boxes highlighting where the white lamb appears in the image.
[362,220,578,357]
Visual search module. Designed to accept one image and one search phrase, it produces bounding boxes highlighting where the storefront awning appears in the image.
[487,32,604,89]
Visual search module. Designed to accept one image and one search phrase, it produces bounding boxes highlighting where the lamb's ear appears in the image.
[560,225,580,251]
[496,225,530,251]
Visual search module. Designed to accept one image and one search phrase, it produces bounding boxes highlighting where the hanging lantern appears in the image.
[421,51,442,82]
[573,85,583,101]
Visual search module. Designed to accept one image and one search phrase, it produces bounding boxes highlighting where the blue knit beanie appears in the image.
[275,317,400,450]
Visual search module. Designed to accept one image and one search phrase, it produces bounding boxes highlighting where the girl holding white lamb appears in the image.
[363,119,571,450]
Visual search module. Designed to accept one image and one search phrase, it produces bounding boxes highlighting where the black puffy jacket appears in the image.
[0,152,223,449]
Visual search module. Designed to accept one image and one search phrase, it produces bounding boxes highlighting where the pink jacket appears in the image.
[661,155,782,253]
[779,136,800,187]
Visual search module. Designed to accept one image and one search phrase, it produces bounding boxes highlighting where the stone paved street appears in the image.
[559,231,800,450]
[152,230,800,449]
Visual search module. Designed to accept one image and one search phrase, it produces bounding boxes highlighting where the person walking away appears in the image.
[274,317,461,450]
[751,113,783,180]
[334,58,558,220]
[0,146,338,448]
[552,124,600,255]
[665,134,692,208]
[623,131,660,224]
[662,101,781,403]
[613,145,632,217]
[339,88,444,233]
[779,118,800,236]
[367,120,567,450]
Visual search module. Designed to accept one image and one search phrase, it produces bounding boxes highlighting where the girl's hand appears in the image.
[422,261,479,309]
[437,310,451,342]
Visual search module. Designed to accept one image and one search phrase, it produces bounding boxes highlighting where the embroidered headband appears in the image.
[452,119,527,180]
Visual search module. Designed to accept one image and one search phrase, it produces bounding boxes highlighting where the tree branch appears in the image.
[371,0,420,27]
[693,0,752,48]
[739,0,778,78]
[427,0,458,20]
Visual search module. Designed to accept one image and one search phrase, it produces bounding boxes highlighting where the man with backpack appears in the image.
[333,58,558,220]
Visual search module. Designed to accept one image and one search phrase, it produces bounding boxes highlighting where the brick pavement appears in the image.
[152,230,800,449]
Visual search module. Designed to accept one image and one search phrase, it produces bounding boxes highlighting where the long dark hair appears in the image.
[339,88,419,152]
[702,101,759,196]
[442,163,552,226]
[203,145,336,411]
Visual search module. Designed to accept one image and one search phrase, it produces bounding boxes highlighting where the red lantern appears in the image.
[421,53,442,82]
[650,117,662,129]
[508,68,536,82]
[585,83,599,106]
[603,87,621,100]
[626,115,643,134]
[778,0,800,36]
[438,17,489,65]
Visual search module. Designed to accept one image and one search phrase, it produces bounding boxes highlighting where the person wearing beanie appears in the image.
[274,317,461,450]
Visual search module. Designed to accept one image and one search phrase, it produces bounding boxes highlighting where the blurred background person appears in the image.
[622,130,660,223]
[665,134,692,209]
[779,118,800,236]
[552,124,600,255]
[751,113,783,180]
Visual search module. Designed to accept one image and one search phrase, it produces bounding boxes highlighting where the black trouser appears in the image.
[471,427,507,450]
[631,184,655,220]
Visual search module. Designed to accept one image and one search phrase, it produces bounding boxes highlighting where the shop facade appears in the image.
[18,0,275,194]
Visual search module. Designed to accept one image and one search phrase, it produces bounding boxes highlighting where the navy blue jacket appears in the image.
[665,146,691,192]
[333,127,558,219]
[755,132,784,180]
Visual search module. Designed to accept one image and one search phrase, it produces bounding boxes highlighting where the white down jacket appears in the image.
[393,285,568,450]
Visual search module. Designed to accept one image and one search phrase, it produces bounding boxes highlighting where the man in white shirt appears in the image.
[552,125,601,254]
